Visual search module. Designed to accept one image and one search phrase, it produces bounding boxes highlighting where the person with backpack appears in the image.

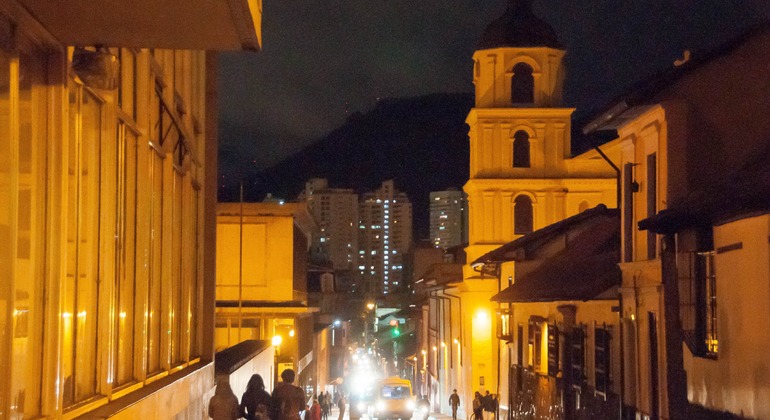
[271,369,306,420]
[209,378,240,420]
[336,392,346,420]
[241,374,272,420]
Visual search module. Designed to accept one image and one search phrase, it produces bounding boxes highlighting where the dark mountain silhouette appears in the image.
[234,92,474,240]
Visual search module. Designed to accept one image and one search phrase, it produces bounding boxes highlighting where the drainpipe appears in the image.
[587,129,625,418]
[588,129,621,210]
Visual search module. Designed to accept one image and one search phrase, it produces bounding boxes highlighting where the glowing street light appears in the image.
[272,335,282,347]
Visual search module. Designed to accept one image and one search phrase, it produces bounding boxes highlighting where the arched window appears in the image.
[513,130,530,168]
[578,201,590,213]
[514,195,533,234]
[511,62,534,104]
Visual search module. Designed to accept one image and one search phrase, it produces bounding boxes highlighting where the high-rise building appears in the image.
[302,178,359,270]
[358,180,413,295]
[429,189,468,249]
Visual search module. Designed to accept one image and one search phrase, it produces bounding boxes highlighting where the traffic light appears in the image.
[392,326,400,337]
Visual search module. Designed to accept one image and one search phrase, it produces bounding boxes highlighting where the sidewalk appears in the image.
[427,412,454,420]
[326,405,456,420]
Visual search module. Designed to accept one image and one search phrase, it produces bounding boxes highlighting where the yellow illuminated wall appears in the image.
[461,41,617,398]
[216,207,297,302]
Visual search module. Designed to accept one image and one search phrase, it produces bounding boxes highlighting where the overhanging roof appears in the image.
[491,213,620,303]
[639,152,770,234]
[474,204,617,266]
[18,0,262,50]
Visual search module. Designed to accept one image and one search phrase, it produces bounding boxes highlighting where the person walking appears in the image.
[448,389,460,420]
[322,391,331,420]
[240,374,272,420]
[472,392,483,420]
[209,378,240,420]
[309,398,322,420]
[336,392,346,420]
[271,369,307,420]
[482,391,493,420]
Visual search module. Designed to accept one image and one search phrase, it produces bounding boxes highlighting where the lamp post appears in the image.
[272,334,282,386]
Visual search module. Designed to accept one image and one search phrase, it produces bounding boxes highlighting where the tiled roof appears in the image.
[473,204,617,265]
[491,213,619,303]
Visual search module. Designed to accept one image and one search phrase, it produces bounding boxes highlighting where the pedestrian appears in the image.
[209,378,240,420]
[448,389,460,420]
[482,391,492,420]
[322,391,331,420]
[336,392,346,420]
[271,369,307,420]
[240,374,272,420]
[472,392,483,420]
[309,398,322,420]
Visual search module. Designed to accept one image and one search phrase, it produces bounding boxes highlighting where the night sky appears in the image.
[218,0,770,173]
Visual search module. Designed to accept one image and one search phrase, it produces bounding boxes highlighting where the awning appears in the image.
[16,0,262,50]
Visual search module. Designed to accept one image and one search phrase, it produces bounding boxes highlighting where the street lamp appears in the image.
[272,335,283,386]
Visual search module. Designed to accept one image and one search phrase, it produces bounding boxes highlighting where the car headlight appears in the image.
[377,401,385,411]
[357,402,366,411]
[407,400,415,410]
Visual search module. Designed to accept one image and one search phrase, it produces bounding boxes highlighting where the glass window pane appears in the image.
[171,171,183,364]
[64,83,102,405]
[11,48,47,417]
[116,124,138,385]
[147,152,163,374]
[0,50,11,417]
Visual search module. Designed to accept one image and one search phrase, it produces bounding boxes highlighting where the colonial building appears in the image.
[474,205,622,419]
[456,0,618,415]
[585,24,770,419]
[0,1,261,417]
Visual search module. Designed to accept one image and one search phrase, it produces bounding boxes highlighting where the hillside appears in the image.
[240,92,475,239]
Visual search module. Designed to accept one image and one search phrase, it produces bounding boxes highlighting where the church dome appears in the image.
[477,0,562,50]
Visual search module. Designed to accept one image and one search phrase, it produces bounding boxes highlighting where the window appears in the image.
[528,319,543,372]
[547,324,559,377]
[64,79,104,406]
[594,327,611,396]
[115,121,139,386]
[623,163,634,262]
[647,153,657,259]
[514,195,533,234]
[677,228,717,357]
[569,328,585,390]
[0,45,48,416]
[511,62,534,104]
[512,130,530,168]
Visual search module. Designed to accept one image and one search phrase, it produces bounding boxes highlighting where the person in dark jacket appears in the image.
[241,374,272,420]
[449,389,460,420]
[472,392,483,420]
[271,369,306,420]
